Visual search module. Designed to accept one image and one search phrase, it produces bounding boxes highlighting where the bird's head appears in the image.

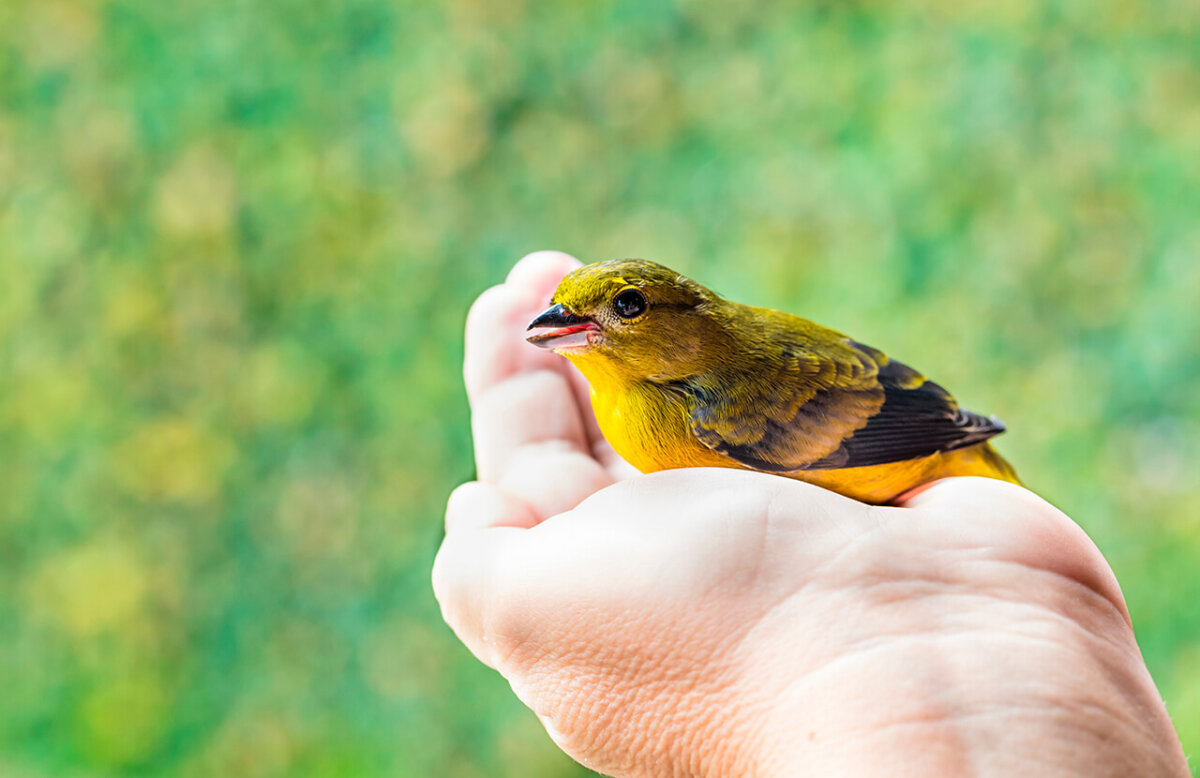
[526,259,728,381]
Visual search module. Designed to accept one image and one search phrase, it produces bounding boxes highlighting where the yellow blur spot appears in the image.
[15,0,98,71]
[102,274,165,339]
[4,360,90,445]
[154,146,237,238]
[111,418,236,505]
[75,672,168,766]
[233,345,322,428]
[29,539,148,638]
[402,81,489,178]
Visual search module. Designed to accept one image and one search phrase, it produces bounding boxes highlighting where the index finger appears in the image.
[464,251,617,518]
[463,250,582,405]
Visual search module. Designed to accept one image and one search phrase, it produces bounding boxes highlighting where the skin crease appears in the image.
[433,251,1189,777]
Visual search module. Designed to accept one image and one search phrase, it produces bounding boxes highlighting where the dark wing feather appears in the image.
[678,338,1005,472]
[803,351,1005,469]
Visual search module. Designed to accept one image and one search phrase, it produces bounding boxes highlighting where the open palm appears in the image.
[434,252,1188,777]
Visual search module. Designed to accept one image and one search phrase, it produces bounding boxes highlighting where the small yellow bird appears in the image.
[526,259,1018,504]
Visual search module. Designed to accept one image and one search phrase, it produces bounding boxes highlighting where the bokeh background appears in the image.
[2,0,1198,775]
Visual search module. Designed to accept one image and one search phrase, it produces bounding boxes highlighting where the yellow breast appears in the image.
[568,353,1019,505]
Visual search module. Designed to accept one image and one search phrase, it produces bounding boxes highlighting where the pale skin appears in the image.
[432,251,1190,777]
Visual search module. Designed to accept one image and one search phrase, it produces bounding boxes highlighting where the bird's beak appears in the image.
[526,304,600,350]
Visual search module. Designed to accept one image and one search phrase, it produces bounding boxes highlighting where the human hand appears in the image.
[433,251,1189,777]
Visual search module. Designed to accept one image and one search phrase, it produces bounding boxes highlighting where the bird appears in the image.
[525,259,1018,505]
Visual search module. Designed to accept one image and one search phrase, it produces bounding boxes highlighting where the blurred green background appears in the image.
[2,0,1198,775]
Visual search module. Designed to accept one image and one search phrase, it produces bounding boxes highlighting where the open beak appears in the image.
[526,304,600,350]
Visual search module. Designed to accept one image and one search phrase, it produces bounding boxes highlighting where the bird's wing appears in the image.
[677,340,1005,472]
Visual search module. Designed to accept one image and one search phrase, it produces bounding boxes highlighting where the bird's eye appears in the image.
[612,288,647,319]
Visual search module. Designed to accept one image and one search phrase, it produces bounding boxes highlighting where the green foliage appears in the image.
[1,0,1197,774]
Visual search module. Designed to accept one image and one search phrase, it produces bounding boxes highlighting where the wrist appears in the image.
[736,596,1187,777]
